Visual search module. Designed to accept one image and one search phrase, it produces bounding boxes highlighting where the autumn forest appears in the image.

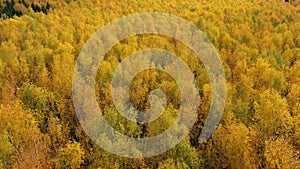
[0,0,300,168]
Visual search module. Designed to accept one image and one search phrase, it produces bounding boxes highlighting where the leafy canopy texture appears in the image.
[0,0,300,168]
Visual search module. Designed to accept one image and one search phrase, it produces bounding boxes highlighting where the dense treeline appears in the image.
[0,0,300,168]
[0,0,52,18]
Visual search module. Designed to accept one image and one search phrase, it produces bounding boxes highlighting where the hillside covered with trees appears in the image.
[0,0,300,168]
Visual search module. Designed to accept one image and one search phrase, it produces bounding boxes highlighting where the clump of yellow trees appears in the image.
[0,0,300,168]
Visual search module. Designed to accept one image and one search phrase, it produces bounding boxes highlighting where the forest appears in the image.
[0,0,300,168]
